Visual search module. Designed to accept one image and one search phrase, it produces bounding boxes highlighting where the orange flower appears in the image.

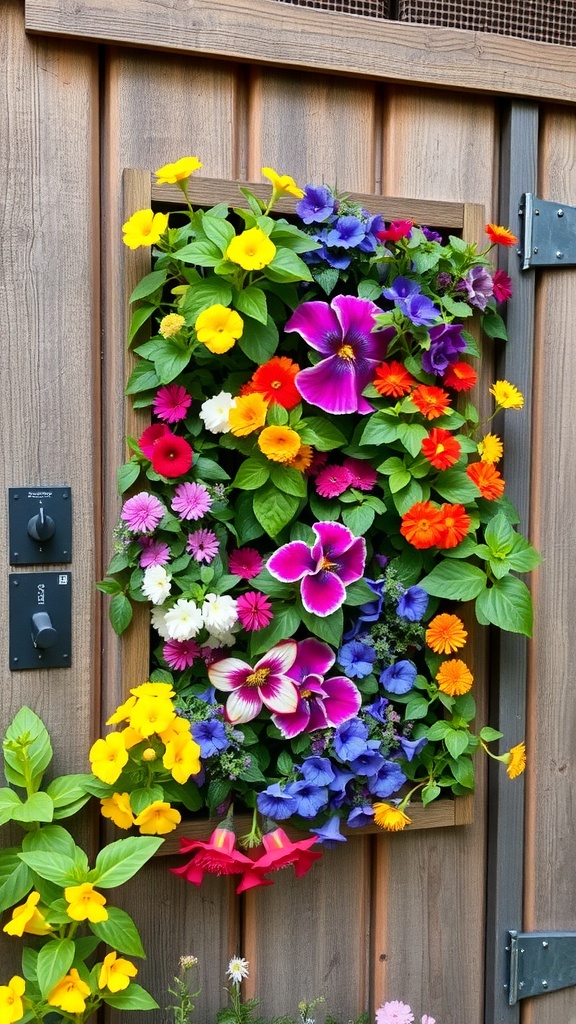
[438,503,471,548]
[486,223,518,247]
[258,425,302,463]
[506,742,526,779]
[467,461,505,500]
[400,501,444,549]
[286,443,313,472]
[245,356,302,410]
[426,613,468,654]
[436,659,473,696]
[421,428,461,470]
[411,385,450,420]
[373,360,416,398]
[373,802,411,831]
[443,361,478,392]
[228,393,268,437]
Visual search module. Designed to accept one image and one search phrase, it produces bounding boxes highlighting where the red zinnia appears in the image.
[376,219,413,243]
[373,360,416,398]
[492,268,513,303]
[486,223,518,247]
[411,385,450,420]
[236,827,323,893]
[438,503,471,548]
[245,356,301,410]
[466,461,505,500]
[139,423,170,458]
[151,432,193,478]
[421,428,461,470]
[443,361,477,392]
[400,501,444,549]
[171,826,253,887]
[236,592,273,631]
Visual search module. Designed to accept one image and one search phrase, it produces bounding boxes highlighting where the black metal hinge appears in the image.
[507,930,576,1004]
[519,193,576,270]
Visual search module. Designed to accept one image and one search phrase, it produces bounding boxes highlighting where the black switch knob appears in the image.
[31,612,58,649]
[27,507,56,542]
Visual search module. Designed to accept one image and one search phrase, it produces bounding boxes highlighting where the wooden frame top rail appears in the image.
[26,0,576,105]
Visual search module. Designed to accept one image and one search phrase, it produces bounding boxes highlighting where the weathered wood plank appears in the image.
[25,0,576,103]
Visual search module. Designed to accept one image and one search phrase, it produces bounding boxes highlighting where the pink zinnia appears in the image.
[121,492,165,534]
[187,529,219,563]
[342,457,377,491]
[315,464,353,499]
[236,592,273,631]
[375,1002,414,1024]
[151,432,193,478]
[153,384,192,423]
[171,482,212,521]
[139,537,171,567]
[139,422,170,459]
[163,638,201,670]
[228,548,263,580]
[492,268,513,303]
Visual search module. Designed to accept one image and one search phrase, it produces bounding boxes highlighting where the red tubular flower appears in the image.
[236,827,323,893]
[421,428,461,470]
[151,433,193,478]
[171,826,253,886]
[376,219,413,243]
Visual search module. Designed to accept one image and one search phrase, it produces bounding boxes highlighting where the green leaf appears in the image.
[249,569,293,599]
[506,533,542,573]
[11,792,54,824]
[238,316,278,364]
[312,266,340,295]
[484,511,514,557]
[359,413,399,446]
[441,294,473,318]
[249,605,301,657]
[129,270,167,303]
[153,340,191,384]
[263,248,312,283]
[235,285,268,325]
[194,456,230,482]
[172,240,222,266]
[253,483,300,537]
[22,825,76,858]
[125,360,160,395]
[128,304,155,345]
[37,939,75,1000]
[45,776,91,813]
[479,726,504,742]
[4,708,53,784]
[103,984,159,1010]
[269,464,307,498]
[117,461,141,494]
[389,468,411,493]
[444,729,470,759]
[91,906,147,958]
[0,855,32,914]
[109,594,133,635]
[298,417,348,451]
[0,788,22,826]
[433,468,479,504]
[343,578,379,606]
[299,606,343,647]
[421,783,441,806]
[403,696,430,719]
[233,459,270,491]
[91,836,163,888]
[420,560,487,601]
[201,214,236,253]
[18,851,77,886]
[396,422,428,458]
[482,308,508,340]
[277,751,294,775]
[475,575,533,636]
[341,504,375,536]
[450,754,475,789]
[357,279,382,301]
[182,278,233,320]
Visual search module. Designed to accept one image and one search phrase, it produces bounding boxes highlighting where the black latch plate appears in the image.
[520,193,576,270]
[8,487,72,565]
[508,930,576,1004]
[9,572,72,670]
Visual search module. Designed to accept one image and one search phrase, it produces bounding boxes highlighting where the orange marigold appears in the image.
[373,802,411,832]
[228,393,268,437]
[426,613,468,654]
[258,425,302,463]
[443,361,478,392]
[486,223,519,247]
[506,742,526,779]
[438,503,471,549]
[286,443,314,472]
[373,360,416,398]
[411,384,450,420]
[421,428,461,470]
[400,501,444,549]
[245,356,302,410]
[466,461,505,501]
[436,659,474,696]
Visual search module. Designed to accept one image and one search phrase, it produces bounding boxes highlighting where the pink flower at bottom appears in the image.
[421,1017,436,1024]
[236,592,273,631]
[376,1002,414,1024]
[139,537,171,568]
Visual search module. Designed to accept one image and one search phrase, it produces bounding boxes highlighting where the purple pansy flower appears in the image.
[267,521,366,617]
[365,696,389,723]
[379,660,417,695]
[382,276,440,327]
[346,804,375,828]
[358,213,386,253]
[295,184,337,224]
[421,225,443,243]
[421,322,466,375]
[208,641,299,725]
[459,265,494,311]
[286,295,393,415]
[396,585,429,622]
[271,638,361,738]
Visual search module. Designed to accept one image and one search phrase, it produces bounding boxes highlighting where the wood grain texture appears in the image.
[25,0,576,103]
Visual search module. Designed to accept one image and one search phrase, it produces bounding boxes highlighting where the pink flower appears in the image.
[271,638,361,738]
[315,465,353,498]
[304,450,328,478]
[342,457,377,491]
[151,433,193,478]
[139,537,170,568]
[121,492,165,534]
[236,592,273,631]
[139,423,170,458]
[421,1017,436,1024]
[376,219,413,242]
[163,638,201,670]
[228,548,264,580]
[153,384,192,423]
[267,521,366,617]
[172,482,212,521]
[187,529,219,563]
[375,1002,414,1024]
[236,826,323,893]
[492,268,513,302]
[208,642,299,725]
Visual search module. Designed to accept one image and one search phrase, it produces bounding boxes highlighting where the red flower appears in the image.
[171,826,253,887]
[411,385,450,420]
[421,428,461,470]
[437,503,471,548]
[492,268,513,303]
[139,423,170,458]
[373,360,415,398]
[376,220,413,243]
[443,361,477,392]
[466,461,505,500]
[236,827,323,893]
[244,356,302,410]
[151,432,193,478]
[400,501,444,549]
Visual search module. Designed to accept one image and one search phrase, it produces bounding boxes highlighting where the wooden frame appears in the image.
[120,168,480,847]
[26,0,576,104]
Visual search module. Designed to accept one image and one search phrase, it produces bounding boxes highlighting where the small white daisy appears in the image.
[227,957,249,984]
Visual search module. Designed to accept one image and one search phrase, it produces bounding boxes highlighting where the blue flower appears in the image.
[398,735,429,761]
[337,641,376,679]
[300,756,335,786]
[349,743,386,777]
[333,718,369,762]
[256,783,298,820]
[346,804,375,828]
[380,660,417,695]
[358,213,385,253]
[367,760,407,798]
[365,696,389,723]
[328,765,355,797]
[343,578,386,639]
[296,184,337,224]
[284,781,329,819]
[326,215,365,249]
[421,225,443,243]
[191,719,229,757]
[311,815,347,847]
[396,585,429,621]
[383,276,440,327]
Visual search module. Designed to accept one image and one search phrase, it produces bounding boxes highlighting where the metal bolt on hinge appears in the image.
[558,209,564,217]
[556,252,564,259]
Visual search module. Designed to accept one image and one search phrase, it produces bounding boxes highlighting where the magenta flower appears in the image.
[267,521,366,617]
[236,592,273,631]
[153,383,192,423]
[342,457,377,491]
[187,529,219,563]
[139,423,170,459]
[286,295,393,414]
[139,537,171,568]
[315,464,353,498]
[121,492,165,534]
[228,548,264,580]
[163,638,201,670]
[171,482,212,521]
[208,642,299,725]
[272,638,361,738]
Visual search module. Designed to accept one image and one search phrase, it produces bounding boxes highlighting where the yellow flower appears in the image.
[130,681,176,699]
[120,726,146,749]
[133,800,181,835]
[373,802,411,832]
[122,209,168,249]
[163,734,202,785]
[489,380,524,410]
[505,741,526,779]
[226,228,276,271]
[89,732,129,785]
[436,659,474,697]
[477,432,503,464]
[100,792,135,830]
[258,425,302,464]
[3,891,52,937]
[155,156,202,185]
[64,882,108,923]
[106,694,137,725]
[261,166,304,199]
[98,950,138,993]
[195,305,244,354]
[158,716,190,743]
[159,314,185,339]
[286,443,314,472]
[0,977,25,1024]
[48,969,91,1014]
[425,614,468,655]
[129,695,176,737]
[142,747,158,761]
[228,393,268,437]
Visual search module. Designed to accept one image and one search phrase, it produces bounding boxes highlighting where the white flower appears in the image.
[164,598,204,640]
[151,606,171,640]
[141,564,172,605]
[204,631,236,650]
[202,594,238,634]
[227,957,249,984]
[199,391,236,433]
[180,955,198,970]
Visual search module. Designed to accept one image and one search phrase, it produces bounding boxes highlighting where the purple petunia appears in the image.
[267,521,366,618]
[346,804,375,828]
[459,265,494,311]
[295,184,337,224]
[382,276,440,327]
[333,718,369,762]
[256,783,298,820]
[283,780,329,819]
[311,815,347,847]
[191,719,230,757]
[367,760,407,798]
[326,215,366,250]
[421,322,466,376]
[300,757,336,787]
[379,660,418,695]
[396,586,429,622]
[398,735,429,761]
